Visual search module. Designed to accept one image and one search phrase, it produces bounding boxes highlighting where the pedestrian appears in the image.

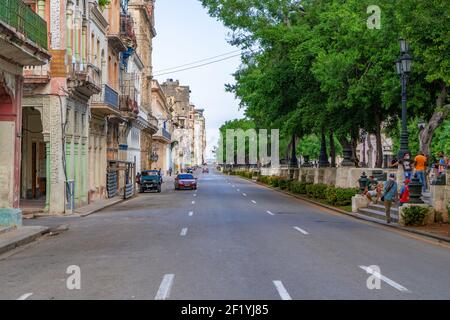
[399,179,410,206]
[136,172,141,185]
[437,152,446,176]
[159,168,163,183]
[382,173,398,223]
[395,152,414,180]
[414,152,427,192]
[168,167,172,176]
[364,175,381,204]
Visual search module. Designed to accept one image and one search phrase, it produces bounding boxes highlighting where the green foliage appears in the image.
[98,0,110,8]
[305,183,328,199]
[288,181,310,194]
[203,0,450,160]
[402,206,430,226]
[325,186,359,206]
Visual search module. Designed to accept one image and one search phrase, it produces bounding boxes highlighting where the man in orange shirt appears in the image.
[414,152,427,192]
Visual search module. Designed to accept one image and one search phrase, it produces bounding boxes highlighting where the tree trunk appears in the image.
[419,85,450,156]
[329,129,336,167]
[374,112,383,168]
[367,134,373,167]
[350,131,360,167]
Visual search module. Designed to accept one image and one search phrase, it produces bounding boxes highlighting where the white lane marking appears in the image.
[232,185,235,187]
[188,211,194,217]
[17,293,33,300]
[294,226,309,235]
[180,228,188,236]
[273,281,292,300]
[155,274,175,300]
[237,189,240,192]
[251,200,257,204]
[192,200,195,205]
[193,194,197,197]
[359,266,410,292]
[267,210,275,216]
[242,193,247,197]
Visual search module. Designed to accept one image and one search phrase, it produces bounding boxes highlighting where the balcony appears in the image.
[67,62,102,98]
[0,0,50,66]
[120,14,136,47]
[23,64,50,86]
[119,73,139,117]
[153,127,172,144]
[91,84,121,117]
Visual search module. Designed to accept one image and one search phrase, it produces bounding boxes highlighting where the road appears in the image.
[1,169,450,300]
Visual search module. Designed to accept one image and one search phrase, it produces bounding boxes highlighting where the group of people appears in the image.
[364,151,448,224]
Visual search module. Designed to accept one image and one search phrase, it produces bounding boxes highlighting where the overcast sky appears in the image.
[152,0,245,159]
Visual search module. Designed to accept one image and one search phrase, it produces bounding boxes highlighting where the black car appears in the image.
[139,170,162,193]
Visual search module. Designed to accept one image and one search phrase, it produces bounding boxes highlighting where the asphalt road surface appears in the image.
[1,169,449,300]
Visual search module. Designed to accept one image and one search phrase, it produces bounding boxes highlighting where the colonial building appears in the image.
[0,0,50,225]
[128,0,158,172]
[161,79,193,172]
[151,79,173,172]
[193,108,206,166]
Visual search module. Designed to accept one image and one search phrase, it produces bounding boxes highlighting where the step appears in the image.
[368,203,399,213]
[358,207,399,223]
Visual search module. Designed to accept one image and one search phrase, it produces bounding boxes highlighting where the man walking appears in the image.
[383,173,398,224]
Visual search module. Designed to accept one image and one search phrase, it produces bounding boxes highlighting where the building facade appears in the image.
[0,0,50,225]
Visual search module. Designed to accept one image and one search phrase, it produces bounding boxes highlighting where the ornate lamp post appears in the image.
[396,38,413,159]
[318,129,330,167]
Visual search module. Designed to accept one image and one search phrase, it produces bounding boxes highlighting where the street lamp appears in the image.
[396,38,413,159]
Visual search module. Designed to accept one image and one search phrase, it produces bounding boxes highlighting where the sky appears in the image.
[152,0,245,160]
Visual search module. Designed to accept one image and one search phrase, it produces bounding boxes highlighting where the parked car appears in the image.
[174,173,197,190]
[139,170,162,193]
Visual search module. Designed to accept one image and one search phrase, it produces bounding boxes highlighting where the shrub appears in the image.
[278,179,290,190]
[402,206,430,226]
[306,183,328,199]
[325,186,359,206]
[288,181,310,194]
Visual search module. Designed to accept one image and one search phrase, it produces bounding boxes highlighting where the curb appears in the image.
[78,195,138,217]
[0,226,49,256]
[232,175,450,244]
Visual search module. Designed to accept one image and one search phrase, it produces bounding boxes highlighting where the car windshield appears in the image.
[178,174,194,179]
[142,171,159,176]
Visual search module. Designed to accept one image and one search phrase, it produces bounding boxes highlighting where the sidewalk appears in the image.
[0,226,49,255]
[74,196,124,217]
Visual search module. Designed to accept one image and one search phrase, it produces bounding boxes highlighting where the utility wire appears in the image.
[153,53,242,77]
[153,49,242,73]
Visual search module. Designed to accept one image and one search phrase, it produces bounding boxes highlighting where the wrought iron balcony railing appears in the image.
[0,0,48,49]
[92,84,119,109]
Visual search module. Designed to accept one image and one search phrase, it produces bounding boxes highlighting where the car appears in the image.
[174,173,197,190]
[186,167,194,174]
[202,167,209,173]
[139,170,162,193]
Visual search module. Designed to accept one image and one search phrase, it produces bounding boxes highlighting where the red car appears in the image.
[174,173,197,190]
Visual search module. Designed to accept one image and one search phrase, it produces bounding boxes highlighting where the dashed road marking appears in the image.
[267,210,275,216]
[242,193,247,197]
[180,228,188,236]
[251,200,257,204]
[237,189,240,192]
[155,274,175,300]
[294,226,309,235]
[359,266,409,292]
[189,211,194,217]
[17,293,33,300]
[273,281,292,300]
[192,201,195,205]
